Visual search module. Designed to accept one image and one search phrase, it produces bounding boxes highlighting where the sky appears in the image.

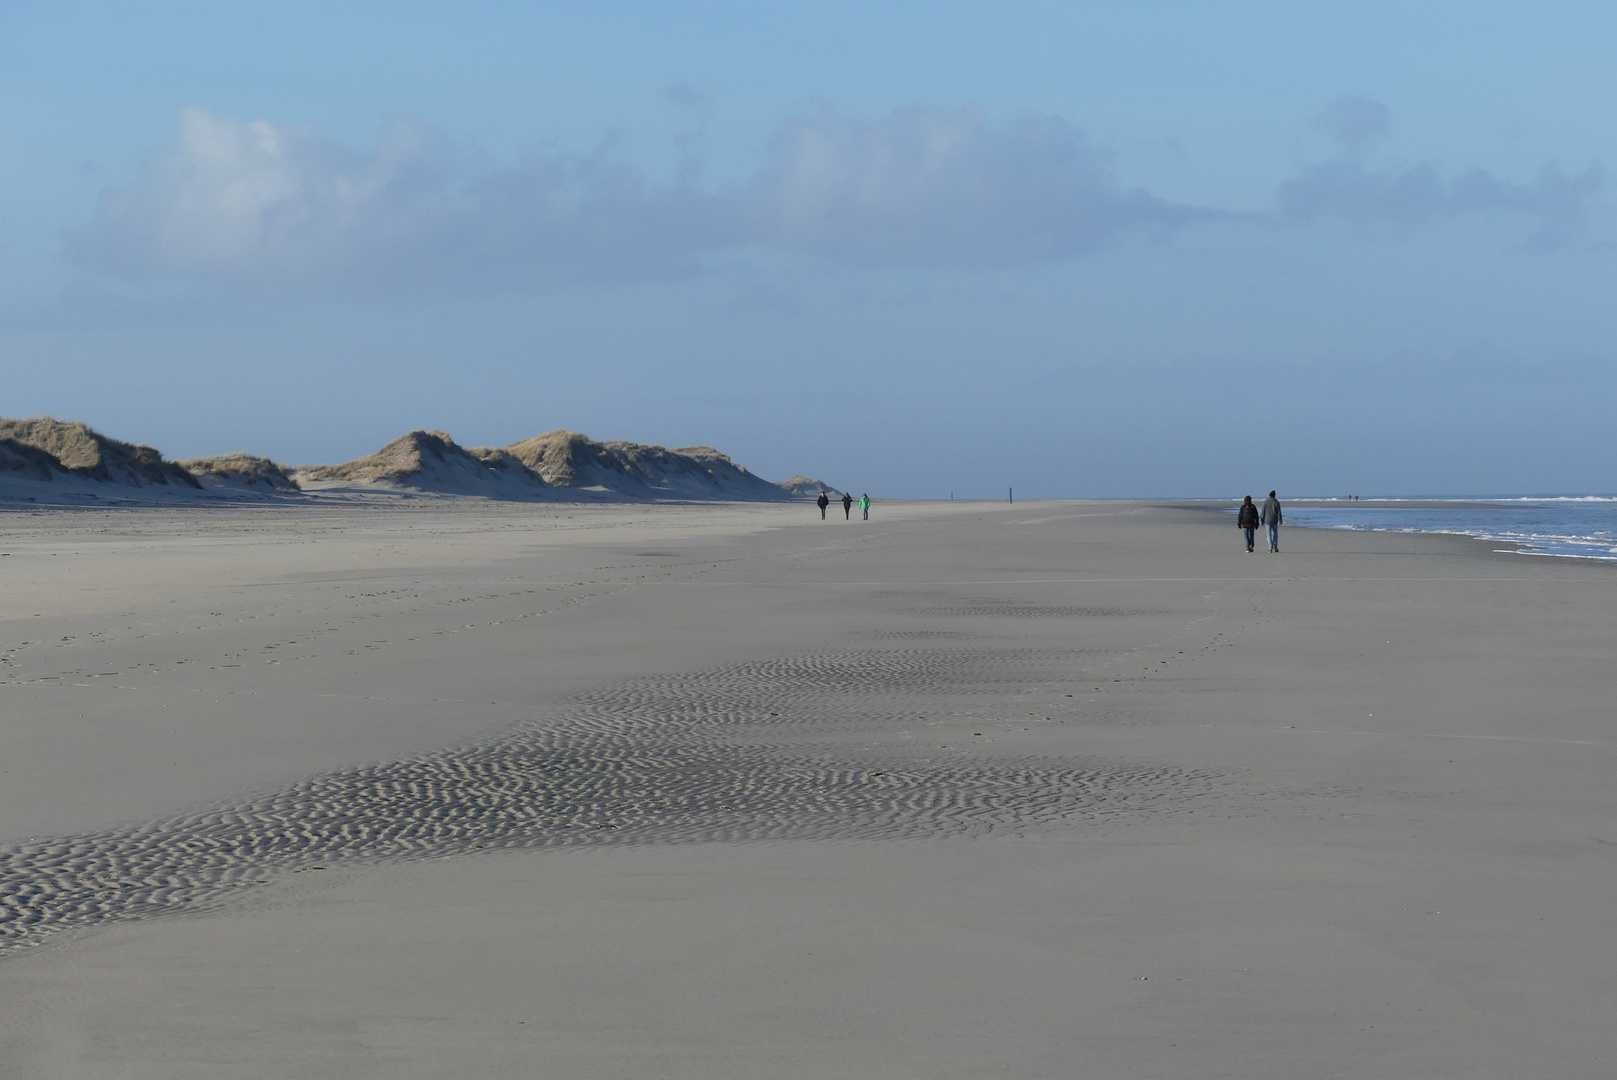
[2,2,1614,497]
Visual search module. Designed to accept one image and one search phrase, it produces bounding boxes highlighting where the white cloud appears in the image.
[69,107,714,294]
[1313,96,1391,157]
[1277,158,1606,245]
[741,106,1195,263]
[68,105,1198,295]
[66,102,1608,298]
[72,108,446,281]
[660,81,711,112]
[1277,96,1606,245]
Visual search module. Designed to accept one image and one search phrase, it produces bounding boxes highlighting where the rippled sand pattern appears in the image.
[0,648,1226,951]
[909,605,1158,619]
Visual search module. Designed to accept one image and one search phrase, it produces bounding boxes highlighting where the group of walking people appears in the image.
[817,490,871,520]
[1236,491,1283,553]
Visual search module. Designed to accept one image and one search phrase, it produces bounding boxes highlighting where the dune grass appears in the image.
[0,417,199,488]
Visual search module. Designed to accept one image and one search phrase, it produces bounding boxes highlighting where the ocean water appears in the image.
[1275,499,1617,561]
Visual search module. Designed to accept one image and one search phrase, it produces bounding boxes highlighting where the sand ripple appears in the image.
[0,647,1226,951]
[908,604,1158,619]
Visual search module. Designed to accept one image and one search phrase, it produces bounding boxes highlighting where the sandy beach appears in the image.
[1,499,1614,1078]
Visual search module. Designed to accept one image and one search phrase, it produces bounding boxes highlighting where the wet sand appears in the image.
[1,500,1614,1077]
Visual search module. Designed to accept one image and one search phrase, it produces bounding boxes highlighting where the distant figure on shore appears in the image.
[860,493,870,520]
[817,491,829,519]
[1237,495,1260,552]
[1262,490,1283,552]
[842,492,854,519]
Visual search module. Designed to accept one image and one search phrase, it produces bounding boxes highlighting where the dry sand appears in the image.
[0,500,1613,1077]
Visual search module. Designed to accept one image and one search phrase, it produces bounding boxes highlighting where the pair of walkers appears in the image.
[1237,491,1283,552]
[817,491,871,520]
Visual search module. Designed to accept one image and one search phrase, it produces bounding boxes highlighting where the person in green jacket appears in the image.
[859,493,871,520]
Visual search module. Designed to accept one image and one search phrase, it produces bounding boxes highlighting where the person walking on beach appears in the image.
[817,491,829,519]
[842,492,854,520]
[1237,495,1260,552]
[859,493,870,520]
[1261,490,1283,552]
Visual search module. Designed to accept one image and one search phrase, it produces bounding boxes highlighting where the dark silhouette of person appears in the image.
[1262,491,1283,552]
[817,491,830,519]
[1237,495,1260,552]
[842,492,853,519]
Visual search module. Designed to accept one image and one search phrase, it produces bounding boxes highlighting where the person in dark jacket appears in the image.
[817,491,830,519]
[1261,490,1283,552]
[842,492,854,519]
[1237,495,1260,552]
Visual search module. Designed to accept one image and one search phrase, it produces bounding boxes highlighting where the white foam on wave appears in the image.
[1297,506,1617,562]
[1489,495,1617,504]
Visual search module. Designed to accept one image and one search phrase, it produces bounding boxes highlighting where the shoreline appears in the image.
[1165,497,1617,562]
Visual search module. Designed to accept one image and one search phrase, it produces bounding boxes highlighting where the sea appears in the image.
[1272,498,1617,561]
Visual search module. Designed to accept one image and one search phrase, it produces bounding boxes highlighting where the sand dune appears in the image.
[777,474,839,495]
[0,416,822,505]
[176,453,301,493]
[292,430,552,499]
[0,418,199,503]
[499,429,799,501]
[295,427,809,501]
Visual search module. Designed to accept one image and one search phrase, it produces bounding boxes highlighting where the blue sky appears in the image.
[2,2,1614,496]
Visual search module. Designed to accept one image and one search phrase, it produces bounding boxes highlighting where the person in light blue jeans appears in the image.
[1261,490,1283,552]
